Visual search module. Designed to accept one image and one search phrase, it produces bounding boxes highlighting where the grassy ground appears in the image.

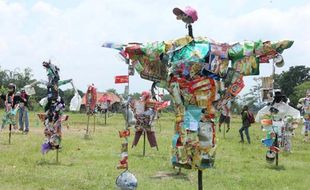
[0,110,309,190]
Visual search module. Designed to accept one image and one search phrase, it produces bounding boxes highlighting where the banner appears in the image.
[115,75,129,84]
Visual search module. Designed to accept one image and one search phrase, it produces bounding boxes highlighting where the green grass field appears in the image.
[0,111,309,190]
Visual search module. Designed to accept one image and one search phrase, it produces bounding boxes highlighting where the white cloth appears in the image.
[69,91,82,111]
[255,102,301,122]
[134,100,145,115]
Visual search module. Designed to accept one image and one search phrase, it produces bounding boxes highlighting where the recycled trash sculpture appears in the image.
[38,61,76,159]
[0,83,19,144]
[103,6,294,189]
[129,91,169,156]
[256,91,300,165]
[84,84,97,138]
[130,91,158,154]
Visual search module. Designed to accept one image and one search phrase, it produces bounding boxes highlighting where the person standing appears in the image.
[239,105,251,144]
[18,89,29,133]
[218,101,231,133]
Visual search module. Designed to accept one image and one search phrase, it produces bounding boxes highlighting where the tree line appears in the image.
[0,67,83,111]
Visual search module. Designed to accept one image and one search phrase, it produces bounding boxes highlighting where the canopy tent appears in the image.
[81,92,121,105]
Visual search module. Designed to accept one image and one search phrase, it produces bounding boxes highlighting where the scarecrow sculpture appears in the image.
[130,91,158,150]
[1,83,19,132]
[130,91,169,152]
[0,83,20,144]
[40,61,70,154]
[104,6,294,172]
[256,91,300,164]
[84,84,97,136]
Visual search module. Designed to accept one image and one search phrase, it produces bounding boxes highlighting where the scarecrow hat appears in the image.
[173,6,198,24]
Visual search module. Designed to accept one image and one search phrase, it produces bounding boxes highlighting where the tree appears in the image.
[236,77,264,113]
[0,67,85,110]
[106,88,118,95]
[290,81,310,106]
[130,92,141,100]
[0,67,36,91]
[274,65,310,99]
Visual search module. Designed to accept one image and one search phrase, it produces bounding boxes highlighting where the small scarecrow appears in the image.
[84,84,97,137]
[1,83,19,132]
[131,91,159,151]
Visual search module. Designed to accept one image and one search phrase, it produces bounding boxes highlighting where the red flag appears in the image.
[115,75,129,84]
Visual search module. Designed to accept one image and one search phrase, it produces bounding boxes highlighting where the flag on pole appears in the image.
[115,75,129,84]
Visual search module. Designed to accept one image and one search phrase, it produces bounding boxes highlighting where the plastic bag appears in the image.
[23,85,36,95]
[183,105,202,131]
[228,43,243,61]
[39,97,48,107]
[69,92,82,111]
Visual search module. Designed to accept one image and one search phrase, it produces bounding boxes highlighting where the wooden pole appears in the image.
[86,115,90,135]
[198,170,203,190]
[223,123,226,139]
[275,133,279,166]
[104,110,107,125]
[84,115,90,139]
[143,130,146,156]
[93,115,96,133]
[9,124,12,144]
[56,148,59,163]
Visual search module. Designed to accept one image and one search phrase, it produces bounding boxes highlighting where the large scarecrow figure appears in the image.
[40,61,68,154]
[104,6,294,173]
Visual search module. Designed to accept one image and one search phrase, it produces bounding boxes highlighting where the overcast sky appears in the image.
[0,0,309,94]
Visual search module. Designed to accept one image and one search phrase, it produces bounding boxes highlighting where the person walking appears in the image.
[239,105,251,144]
[18,89,29,133]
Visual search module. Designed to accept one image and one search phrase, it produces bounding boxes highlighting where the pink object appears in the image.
[173,6,198,23]
[141,91,151,100]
